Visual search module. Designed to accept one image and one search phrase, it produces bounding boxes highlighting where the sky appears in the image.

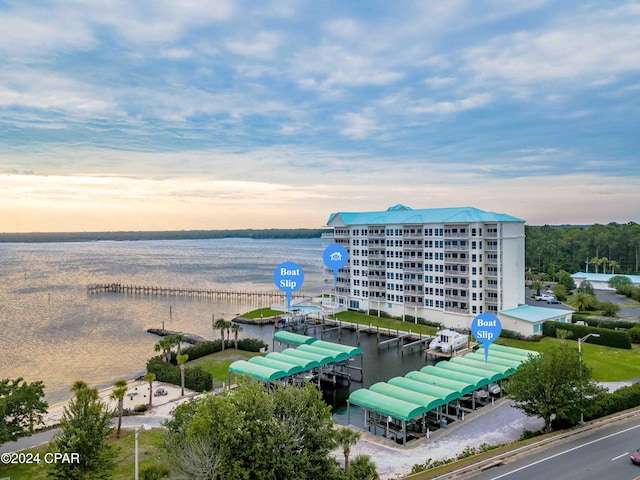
[1,1,639,232]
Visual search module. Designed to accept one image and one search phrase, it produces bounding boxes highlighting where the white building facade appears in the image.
[325,205,526,330]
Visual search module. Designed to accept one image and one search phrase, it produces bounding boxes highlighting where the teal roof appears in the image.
[327,205,524,226]
[310,339,362,357]
[348,389,427,422]
[433,361,500,384]
[370,382,444,411]
[420,365,488,390]
[388,376,458,404]
[499,305,573,323]
[571,272,640,284]
[273,331,316,345]
[229,360,288,382]
[249,356,304,376]
[406,370,476,396]
[489,344,539,358]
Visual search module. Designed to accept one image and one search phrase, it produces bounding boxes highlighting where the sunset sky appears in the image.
[1,1,639,232]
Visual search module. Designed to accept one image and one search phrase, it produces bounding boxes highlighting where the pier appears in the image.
[87,283,310,303]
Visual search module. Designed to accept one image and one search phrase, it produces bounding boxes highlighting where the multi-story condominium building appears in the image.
[325,204,526,330]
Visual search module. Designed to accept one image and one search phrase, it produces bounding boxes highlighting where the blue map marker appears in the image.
[323,244,349,285]
[471,313,502,362]
[274,262,304,312]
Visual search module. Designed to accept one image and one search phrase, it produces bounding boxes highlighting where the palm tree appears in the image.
[177,354,189,397]
[334,426,361,473]
[154,337,174,363]
[143,372,156,407]
[110,379,128,438]
[609,260,620,274]
[169,334,187,355]
[349,454,379,479]
[214,318,228,351]
[600,256,609,274]
[231,322,243,349]
[592,256,602,273]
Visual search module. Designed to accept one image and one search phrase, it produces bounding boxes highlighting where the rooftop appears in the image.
[326,205,524,226]
[499,304,573,323]
[571,271,640,284]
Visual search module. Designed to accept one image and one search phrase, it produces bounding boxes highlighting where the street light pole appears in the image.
[135,424,151,480]
[577,333,600,423]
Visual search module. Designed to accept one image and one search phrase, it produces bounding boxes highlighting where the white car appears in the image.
[154,387,168,396]
[535,294,554,301]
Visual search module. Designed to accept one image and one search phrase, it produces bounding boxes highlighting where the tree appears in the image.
[576,280,595,296]
[529,277,544,296]
[504,345,606,433]
[551,284,568,301]
[109,379,128,438]
[570,292,599,311]
[144,372,156,407]
[600,256,609,273]
[177,354,189,397]
[214,319,229,351]
[556,270,576,292]
[598,301,620,317]
[0,377,48,442]
[592,256,603,273]
[349,455,379,480]
[231,322,243,349]
[609,260,620,274]
[154,337,175,363]
[162,379,342,479]
[48,381,116,479]
[608,275,632,290]
[335,426,361,473]
[555,328,573,345]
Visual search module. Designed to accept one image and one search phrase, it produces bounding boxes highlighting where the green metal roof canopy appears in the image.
[349,389,427,422]
[449,357,512,378]
[388,377,458,404]
[266,351,319,370]
[273,331,316,345]
[434,361,501,384]
[296,344,350,363]
[465,352,522,370]
[249,356,304,376]
[310,339,362,357]
[489,343,539,358]
[370,382,445,411]
[407,370,476,396]
[229,360,288,383]
[482,349,531,364]
[280,347,333,366]
[421,365,489,390]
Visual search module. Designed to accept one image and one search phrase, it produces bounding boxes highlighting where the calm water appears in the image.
[0,238,429,410]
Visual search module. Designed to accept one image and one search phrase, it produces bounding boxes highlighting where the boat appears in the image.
[428,328,469,353]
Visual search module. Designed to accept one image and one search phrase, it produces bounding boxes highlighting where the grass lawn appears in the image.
[497,337,640,381]
[335,310,439,336]
[240,307,284,319]
[188,348,264,383]
[0,429,165,480]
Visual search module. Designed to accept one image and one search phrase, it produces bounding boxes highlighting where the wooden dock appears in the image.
[87,283,310,303]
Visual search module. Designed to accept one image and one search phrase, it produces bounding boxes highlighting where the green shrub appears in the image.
[182,340,222,360]
[141,464,170,479]
[134,404,148,413]
[237,338,268,352]
[184,365,213,391]
[500,329,543,341]
[587,382,640,420]
[598,301,620,317]
[543,322,631,349]
[627,325,640,343]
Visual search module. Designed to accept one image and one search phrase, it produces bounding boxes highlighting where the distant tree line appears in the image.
[0,228,329,243]
[526,222,640,276]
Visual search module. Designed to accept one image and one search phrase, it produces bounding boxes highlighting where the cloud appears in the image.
[226,31,282,59]
[411,93,493,115]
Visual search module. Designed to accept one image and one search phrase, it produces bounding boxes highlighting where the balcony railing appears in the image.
[444,244,469,251]
[445,306,469,314]
[444,270,469,277]
[444,257,469,264]
[444,232,469,238]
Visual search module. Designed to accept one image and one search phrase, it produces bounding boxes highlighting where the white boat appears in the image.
[428,328,469,354]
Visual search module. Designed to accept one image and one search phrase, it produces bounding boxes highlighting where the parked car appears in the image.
[535,294,554,301]
[631,449,640,465]
[546,298,561,304]
[154,387,168,396]
[487,383,502,395]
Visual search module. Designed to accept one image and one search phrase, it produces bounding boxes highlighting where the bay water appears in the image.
[0,238,428,413]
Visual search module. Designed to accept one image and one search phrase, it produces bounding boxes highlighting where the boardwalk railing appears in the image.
[87,283,310,302]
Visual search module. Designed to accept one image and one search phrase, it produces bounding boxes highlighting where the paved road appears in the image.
[464,415,640,480]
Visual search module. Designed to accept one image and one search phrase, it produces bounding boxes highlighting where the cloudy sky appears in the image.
[1,1,639,232]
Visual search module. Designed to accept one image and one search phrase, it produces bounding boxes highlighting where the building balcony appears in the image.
[403,232,422,238]
[368,253,385,259]
[444,244,469,251]
[444,257,469,264]
[485,245,498,251]
[404,278,424,285]
[444,232,469,238]
[485,232,498,238]
[405,300,424,306]
[445,294,468,301]
[368,232,386,238]
[403,245,424,251]
[485,272,499,277]
[403,266,424,273]
[444,270,469,277]
[333,232,350,238]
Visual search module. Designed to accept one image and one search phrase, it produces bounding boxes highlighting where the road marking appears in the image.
[610,452,629,461]
[488,423,640,479]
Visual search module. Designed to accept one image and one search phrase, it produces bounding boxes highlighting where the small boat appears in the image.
[428,328,469,353]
